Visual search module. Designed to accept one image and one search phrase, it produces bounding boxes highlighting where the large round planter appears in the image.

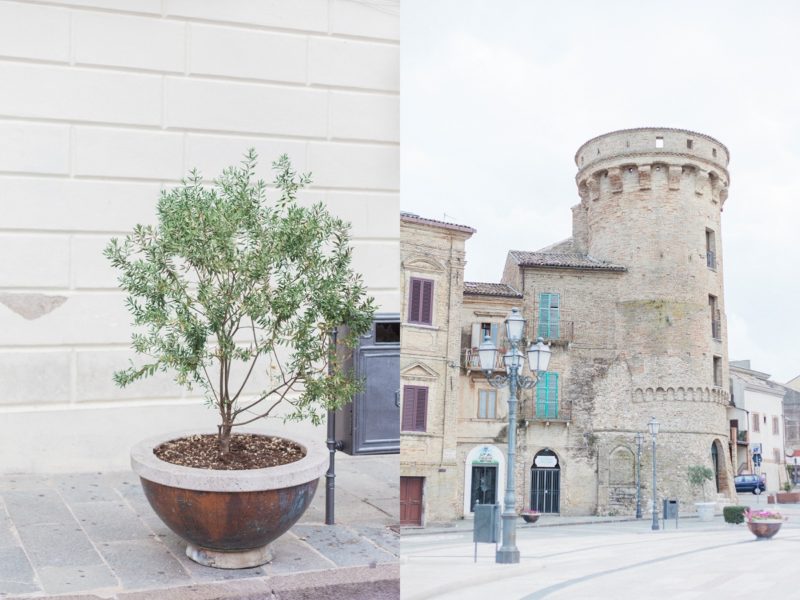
[747,520,783,540]
[695,502,716,522]
[521,514,540,524]
[131,429,327,569]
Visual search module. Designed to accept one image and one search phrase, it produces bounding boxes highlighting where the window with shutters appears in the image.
[537,293,560,339]
[535,372,559,419]
[478,389,497,419]
[773,448,781,464]
[773,416,780,435]
[752,412,760,433]
[407,277,434,325]
[402,385,428,432]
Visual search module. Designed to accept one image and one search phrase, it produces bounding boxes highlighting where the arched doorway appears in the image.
[463,445,505,515]
[711,442,720,493]
[530,448,560,513]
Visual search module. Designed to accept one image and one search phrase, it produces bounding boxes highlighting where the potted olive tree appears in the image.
[688,465,716,522]
[105,150,375,568]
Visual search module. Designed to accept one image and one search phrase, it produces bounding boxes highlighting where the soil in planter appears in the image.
[155,434,304,470]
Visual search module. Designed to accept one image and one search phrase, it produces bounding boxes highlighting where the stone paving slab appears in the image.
[69,501,153,543]
[35,564,117,596]
[2,490,75,528]
[14,522,105,570]
[292,523,396,567]
[96,539,191,590]
[0,546,37,592]
[267,533,336,575]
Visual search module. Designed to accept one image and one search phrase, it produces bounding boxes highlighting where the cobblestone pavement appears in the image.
[401,494,799,600]
[0,453,399,599]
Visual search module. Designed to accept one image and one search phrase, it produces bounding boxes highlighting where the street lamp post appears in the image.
[478,308,551,565]
[648,416,660,531]
[635,431,643,519]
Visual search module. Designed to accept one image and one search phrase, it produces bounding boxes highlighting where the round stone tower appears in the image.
[572,127,734,503]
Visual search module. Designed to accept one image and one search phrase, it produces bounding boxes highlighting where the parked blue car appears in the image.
[734,474,766,494]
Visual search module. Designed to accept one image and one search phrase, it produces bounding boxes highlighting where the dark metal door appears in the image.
[711,442,720,493]
[352,315,400,454]
[470,465,497,511]
[531,449,561,513]
[400,476,423,526]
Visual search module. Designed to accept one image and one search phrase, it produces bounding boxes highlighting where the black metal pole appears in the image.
[651,433,659,531]
[325,327,338,525]
[635,434,642,519]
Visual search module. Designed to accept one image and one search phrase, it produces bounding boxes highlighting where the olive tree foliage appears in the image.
[104,150,375,455]
[687,465,715,501]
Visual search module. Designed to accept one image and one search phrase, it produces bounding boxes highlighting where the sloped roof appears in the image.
[464,282,523,298]
[400,212,476,234]
[508,249,626,272]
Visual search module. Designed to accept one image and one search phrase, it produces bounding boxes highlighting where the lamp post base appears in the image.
[496,547,520,564]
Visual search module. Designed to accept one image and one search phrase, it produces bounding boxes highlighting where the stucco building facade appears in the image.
[400,127,737,524]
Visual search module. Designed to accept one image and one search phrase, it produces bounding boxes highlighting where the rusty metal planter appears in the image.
[131,429,327,569]
[746,520,783,540]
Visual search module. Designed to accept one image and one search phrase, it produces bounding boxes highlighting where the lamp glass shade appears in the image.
[505,307,525,343]
[648,416,660,436]
[503,347,523,370]
[478,335,498,373]
[527,337,552,372]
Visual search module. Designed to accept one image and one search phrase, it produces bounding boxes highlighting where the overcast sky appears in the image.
[401,0,800,383]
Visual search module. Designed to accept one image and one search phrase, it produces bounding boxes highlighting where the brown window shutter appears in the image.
[415,387,428,431]
[402,386,416,430]
[420,280,433,324]
[408,278,422,322]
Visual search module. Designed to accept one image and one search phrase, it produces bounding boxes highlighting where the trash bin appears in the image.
[473,503,500,543]
[663,499,679,528]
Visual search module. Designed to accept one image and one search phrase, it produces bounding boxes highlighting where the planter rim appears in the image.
[130,428,327,492]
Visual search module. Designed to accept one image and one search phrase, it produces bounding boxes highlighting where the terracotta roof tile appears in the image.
[464,282,523,298]
[509,249,626,272]
[400,212,476,234]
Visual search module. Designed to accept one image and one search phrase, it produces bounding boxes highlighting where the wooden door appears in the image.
[400,476,424,526]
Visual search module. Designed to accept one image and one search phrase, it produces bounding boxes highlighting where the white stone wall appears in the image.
[0,0,399,472]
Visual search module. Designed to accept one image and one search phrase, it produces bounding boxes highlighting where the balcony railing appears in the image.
[737,430,749,444]
[462,347,505,372]
[531,321,574,345]
[524,399,572,423]
[712,319,722,340]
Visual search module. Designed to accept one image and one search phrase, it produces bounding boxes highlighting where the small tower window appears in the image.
[712,148,717,158]
[687,139,693,149]
[655,136,664,148]
[706,229,716,269]
[713,356,722,387]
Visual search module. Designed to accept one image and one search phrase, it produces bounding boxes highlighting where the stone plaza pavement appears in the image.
[0,453,399,599]
[401,495,799,600]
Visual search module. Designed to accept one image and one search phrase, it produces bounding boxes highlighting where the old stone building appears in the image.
[401,127,737,525]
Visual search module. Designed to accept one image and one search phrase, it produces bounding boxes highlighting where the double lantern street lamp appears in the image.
[648,416,660,531]
[635,431,643,519]
[478,307,551,564]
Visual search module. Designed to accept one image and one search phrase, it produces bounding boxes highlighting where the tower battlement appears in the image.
[575,128,729,204]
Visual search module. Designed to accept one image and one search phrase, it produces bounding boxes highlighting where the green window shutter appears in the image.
[490,323,498,346]
[538,293,560,339]
[478,390,486,418]
[536,372,559,419]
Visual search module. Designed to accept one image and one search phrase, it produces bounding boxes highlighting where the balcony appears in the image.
[523,399,572,423]
[737,430,749,444]
[530,321,574,346]
[462,347,505,372]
